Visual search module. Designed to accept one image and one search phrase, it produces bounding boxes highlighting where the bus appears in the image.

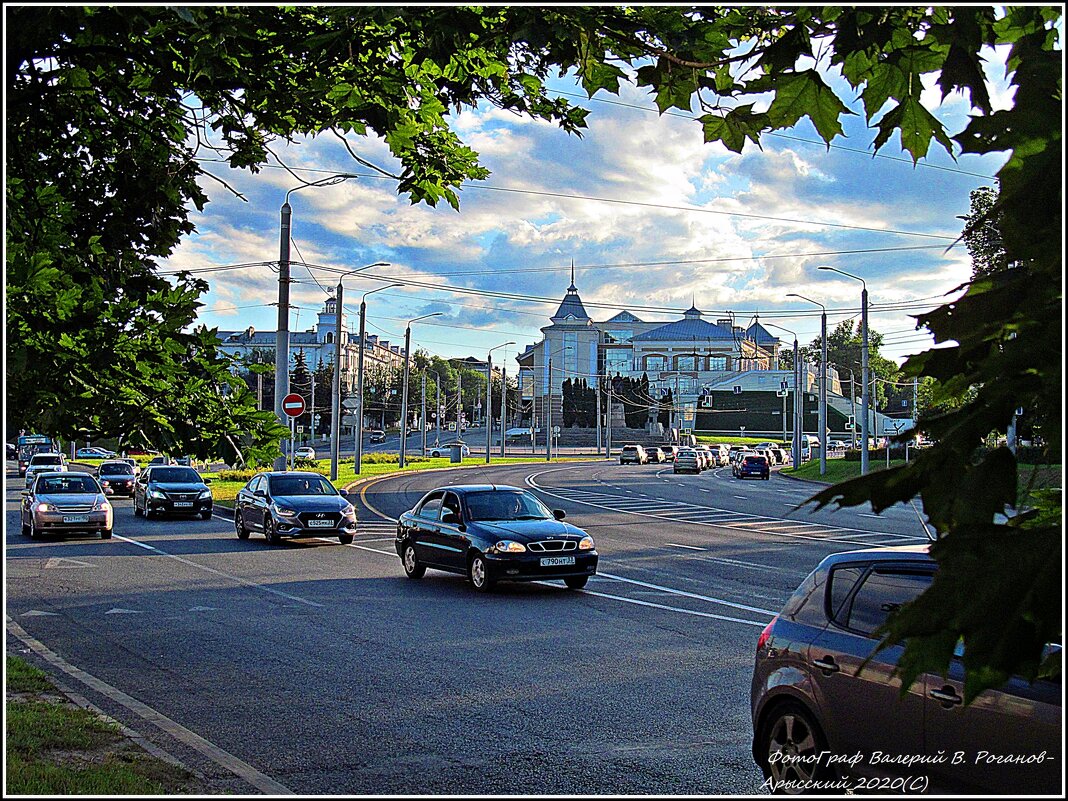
[17,434,57,477]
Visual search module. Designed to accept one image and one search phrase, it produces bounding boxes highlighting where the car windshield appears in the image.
[744,456,767,464]
[152,467,201,483]
[270,475,337,496]
[31,455,62,465]
[100,463,134,475]
[38,475,98,494]
[465,490,552,521]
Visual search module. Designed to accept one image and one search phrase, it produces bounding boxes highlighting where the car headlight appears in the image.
[93,500,111,512]
[35,502,53,512]
[272,504,298,517]
[493,540,526,554]
[101,479,111,486]
[197,489,212,499]
[341,504,356,518]
[148,489,166,499]
[578,535,595,551]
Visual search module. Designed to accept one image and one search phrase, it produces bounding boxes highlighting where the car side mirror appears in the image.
[441,511,460,526]
[254,489,267,498]
[20,490,30,497]
[553,509,566,520]
[203,477,212,484]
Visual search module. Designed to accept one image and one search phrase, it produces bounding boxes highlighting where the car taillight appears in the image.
[757,616,778,652]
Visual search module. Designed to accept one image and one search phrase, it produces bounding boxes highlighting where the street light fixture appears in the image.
[399,313,443,468]
[485,342,515,464]
[818,266,869,474]
[329,263,390,481]
[274,173,359,470]
[354,283,403,476]
[763,321,802,469]
[787,293,828,476]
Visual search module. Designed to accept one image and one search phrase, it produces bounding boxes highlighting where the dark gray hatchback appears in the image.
[751,545,1061,795]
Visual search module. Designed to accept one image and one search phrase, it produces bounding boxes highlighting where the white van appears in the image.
[799,435,821,461]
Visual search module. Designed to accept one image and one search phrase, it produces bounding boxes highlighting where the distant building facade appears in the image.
[216,297,408,392]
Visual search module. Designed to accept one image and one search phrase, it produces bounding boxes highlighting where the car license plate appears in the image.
[308,519,333,528]
[540,556,575,567]
[173,501,193,508]
[62,515,90,523]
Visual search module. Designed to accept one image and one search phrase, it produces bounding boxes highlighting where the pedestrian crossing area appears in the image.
[525,481,927,548]
[354,517,398,540]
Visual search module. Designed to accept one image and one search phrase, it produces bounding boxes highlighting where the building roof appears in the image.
[630,318,735,342]
[605,310,644,324]
[746,321,780,345]
[550,265,591,323]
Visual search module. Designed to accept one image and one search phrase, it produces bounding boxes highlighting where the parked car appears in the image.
[646,446,666,464]
[133,465,213,519]
[751,545,1061,794]
[427,441,470,458]
[366,430,387,444]
[770,446,790,466]
[619,444,648,465]
[96,459,137,497]
[736,454,770,480]
[294,446,316,460]
[147,455,174,468]
[395,484,597,591]
[76,446,115,460]
[124,447,159,456]
[234,471,356,545]
[21,471,112,539]
[830,439,849,450]
[673,450,701,474]
[24,452,67,488]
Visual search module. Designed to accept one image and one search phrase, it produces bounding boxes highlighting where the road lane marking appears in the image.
[665,543,706,551]
[113,535,325,608]
[44,557,96,569]
[570,589,768,628]
[598,571,778,616]
[6,616,293,795]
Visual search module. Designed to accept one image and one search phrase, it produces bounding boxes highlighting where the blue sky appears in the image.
[160,42,1018,370]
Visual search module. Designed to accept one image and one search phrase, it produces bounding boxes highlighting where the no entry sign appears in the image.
[282,393,306,418]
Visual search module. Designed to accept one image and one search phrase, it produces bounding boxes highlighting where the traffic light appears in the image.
[847,415,856,430]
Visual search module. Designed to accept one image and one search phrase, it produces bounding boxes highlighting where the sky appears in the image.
[158,38,1018,373]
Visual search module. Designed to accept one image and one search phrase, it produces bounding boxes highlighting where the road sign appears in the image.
[776,389,788,398]
[282,393,305,417]
[733,385,742,394]
[780,380,788,390]
[448,422,457,431]
[552,426,560,435]
[296,426,304,433]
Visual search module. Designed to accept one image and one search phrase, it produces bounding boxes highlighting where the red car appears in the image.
[123,447,159,456]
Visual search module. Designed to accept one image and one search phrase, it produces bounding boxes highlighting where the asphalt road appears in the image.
[5,459,931,794]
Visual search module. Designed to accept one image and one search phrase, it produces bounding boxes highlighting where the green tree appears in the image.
[960,185,1009,279]
[9,5,1060,697]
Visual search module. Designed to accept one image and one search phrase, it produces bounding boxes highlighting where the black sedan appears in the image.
[395,484,598,591]
[234,471,357,545]
[133,465,213,519]
[97,459,137,497]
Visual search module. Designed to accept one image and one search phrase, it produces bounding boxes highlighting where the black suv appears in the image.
[751,545,1060,794]
[134,466,213,519]
[234,471,357,545]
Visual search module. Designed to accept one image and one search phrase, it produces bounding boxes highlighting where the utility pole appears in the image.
[421,371,427,456]
[606,379,613,458]
[545,356,552,462]
[273,200,292,471]
[435,373,441,446]
[399,325,412,468]
[500,366,507,458]
[595,376,602,456]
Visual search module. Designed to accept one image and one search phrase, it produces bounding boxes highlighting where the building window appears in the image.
[563,332,578,378]
[605,329,632,343]
[326,332,334,344]
[709,355,728,371]
[676,354,697,371]
[606,350,630,374]
[645,354,666,372]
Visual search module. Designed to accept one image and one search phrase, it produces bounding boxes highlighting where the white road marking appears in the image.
[665,543,706,551]
[598,571,778,616]
[113,534,325,608]
[348,543,394,556]
[44,557,95,569]
[5,616,293,795]
[859,513,883,519]
[21,610,59,617]
[188,606,218,612]
[105,608,143,615]
[733,495,747,500]
[575,589,768,628]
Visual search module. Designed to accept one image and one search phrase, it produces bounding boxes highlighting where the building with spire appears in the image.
[515,271,861,437]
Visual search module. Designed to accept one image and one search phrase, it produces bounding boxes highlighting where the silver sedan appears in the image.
[21,471,113,539]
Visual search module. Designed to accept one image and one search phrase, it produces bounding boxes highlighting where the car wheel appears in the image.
[402,544,425,579]
[758,702,834,793]
[199,509,212,520]
[133,501,143,517]
[564,576,588,590]
[101,527,113,540]
[28,517,39,539]
[144,504,153,520]
[235,511,250,540]
[263,517,281,545]
[468,553,495,592]
[338,532,354,545]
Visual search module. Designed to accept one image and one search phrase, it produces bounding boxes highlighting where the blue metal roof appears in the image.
[631,318,736,342]
[746,322,780,344]
[550,289,591,322]
[605,310,644,324]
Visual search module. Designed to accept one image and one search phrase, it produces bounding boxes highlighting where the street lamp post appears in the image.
[353,283,402,476]
[787,293,827,476]
[399,313,443,468]
[330,263,389,480]
[765,322,801,468]
[819,267,869,474]
[274,174,356,470]
[486,342,515,463]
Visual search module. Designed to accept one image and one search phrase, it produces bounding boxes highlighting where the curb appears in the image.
[777,469,833,487]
